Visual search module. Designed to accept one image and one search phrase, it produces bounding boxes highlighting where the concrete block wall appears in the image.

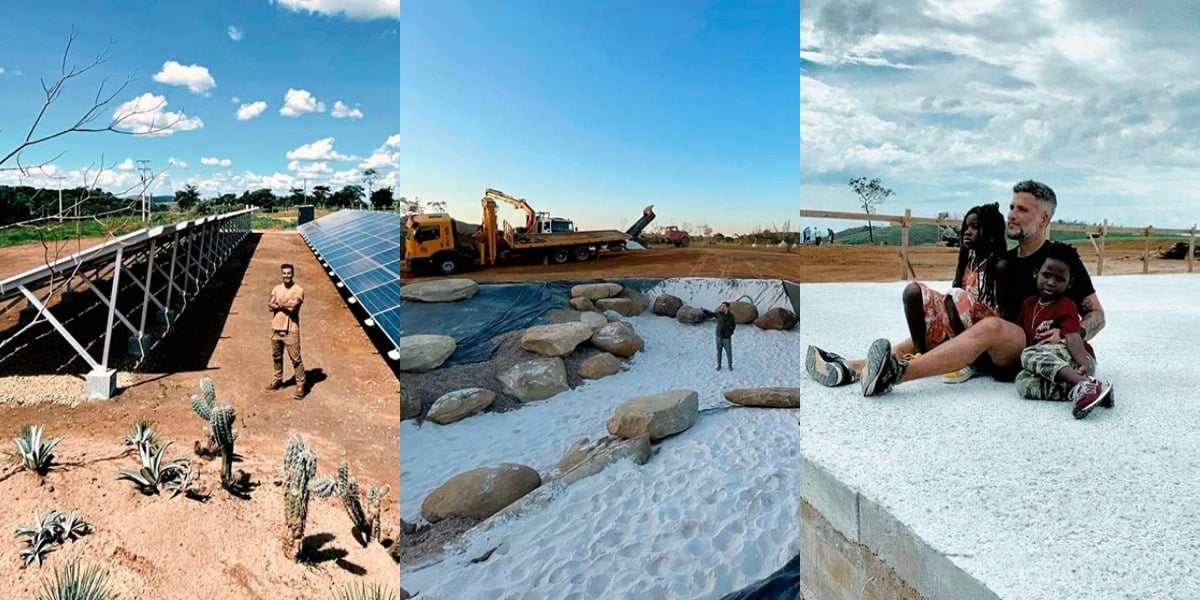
[800,455,1001,600]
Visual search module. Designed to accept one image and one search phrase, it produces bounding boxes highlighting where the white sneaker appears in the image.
[942,365,976,384]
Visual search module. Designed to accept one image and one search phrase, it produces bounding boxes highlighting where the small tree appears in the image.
[370,186,394,210]
[849,176,894,243]
[361,168,378,206]
[174,184,200,212]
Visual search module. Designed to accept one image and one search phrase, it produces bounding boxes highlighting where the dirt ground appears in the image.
[0,231,400,599]
[400,238,1197,285]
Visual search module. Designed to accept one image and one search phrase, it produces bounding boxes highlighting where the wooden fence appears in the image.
[799,208,1198,280]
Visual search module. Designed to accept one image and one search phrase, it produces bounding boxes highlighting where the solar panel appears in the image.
[298,210,400,359]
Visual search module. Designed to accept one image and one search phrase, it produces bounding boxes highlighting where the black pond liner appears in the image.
[718,553,801,600]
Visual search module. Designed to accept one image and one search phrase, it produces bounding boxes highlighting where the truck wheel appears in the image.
[680,236,690,247]
[434,253,458,275]
[550,248,571,264]
[572,245,591,261]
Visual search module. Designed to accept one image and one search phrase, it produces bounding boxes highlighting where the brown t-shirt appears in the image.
[270,283,304,332]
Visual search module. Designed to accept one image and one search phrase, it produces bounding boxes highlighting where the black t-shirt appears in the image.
[1000,240,1096,322]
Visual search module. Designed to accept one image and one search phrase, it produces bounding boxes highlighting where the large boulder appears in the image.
[497,358,570,402]
[520,322,594,357]
[579,311,608,330]
[400,278,479,302]
[729,301,759,324]
[569,297,596,312]
[578,352,621,380]
[427,388,496,424]
[653,294,684,317]
[420,463,541,522]
[616,290,650,316]
[571,282,623,300]
[397,335,457,372]
[607,389,699,441]
[723,387,802,409]
[554,435,652,478]
[754,307,798,331]
[675,305,709,324]
[591,322,645,358]
[401,386,421,421]
[595,298,638,317]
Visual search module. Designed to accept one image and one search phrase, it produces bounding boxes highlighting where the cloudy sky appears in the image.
[401,1,799,235]
[0,0,398,200]
[802,0,1200,233]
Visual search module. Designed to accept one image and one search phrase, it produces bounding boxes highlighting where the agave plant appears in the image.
[122,420,161,454]
[162,460,201,499]
[37,560,112,600]
[10,424,64,475]
[15,510,64,567]
[15,509,94,568]
[333,582,397,600]
[117,441,191,494]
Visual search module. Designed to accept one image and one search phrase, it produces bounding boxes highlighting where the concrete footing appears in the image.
[85,368,118,400]
[156,308,176,325]
[19,306,39,326]
[800,455,1000,600]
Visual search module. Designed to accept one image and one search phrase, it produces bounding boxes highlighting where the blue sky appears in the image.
[401,1,800,235]
[802,0,1200,234]
[0,0,398,200]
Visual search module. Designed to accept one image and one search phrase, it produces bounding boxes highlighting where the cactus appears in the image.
[188,377,239,484]
[312,462,370,544]
[282,436,317,560]
[209,405,237,486]
[366,484,390,544]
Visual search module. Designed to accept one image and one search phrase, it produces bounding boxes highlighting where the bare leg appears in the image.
[845,337,916,376]
[899,317,1024,383]
[902,283,928,354]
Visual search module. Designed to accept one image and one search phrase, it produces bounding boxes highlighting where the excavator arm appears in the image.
[484,188,536,231]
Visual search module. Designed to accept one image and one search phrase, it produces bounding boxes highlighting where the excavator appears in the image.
[403,188,656,276]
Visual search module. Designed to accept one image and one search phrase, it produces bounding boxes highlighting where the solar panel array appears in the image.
[298,210,400,357]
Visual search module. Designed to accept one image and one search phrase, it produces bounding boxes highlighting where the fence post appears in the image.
[1098,219,1107,276]
[1190,225,1196,274]
[900,208,911,281]
[1143,225,1152,274]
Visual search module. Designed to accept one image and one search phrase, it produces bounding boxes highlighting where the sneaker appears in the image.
[806,346,857,387]
[264,380,283,392]
[861,339,908,397]
[716,365,722,371]
[1100,389,1115,409]
[1069,377,1112,419]
[942,365,976,384]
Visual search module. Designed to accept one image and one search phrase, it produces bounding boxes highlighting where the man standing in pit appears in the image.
[266,263,306,400]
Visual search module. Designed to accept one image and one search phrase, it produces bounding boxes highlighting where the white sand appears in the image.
[800,275,1200,599]
[401,279,801,599]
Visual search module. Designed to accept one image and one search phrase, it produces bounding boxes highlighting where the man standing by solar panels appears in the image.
[265,263,306,400]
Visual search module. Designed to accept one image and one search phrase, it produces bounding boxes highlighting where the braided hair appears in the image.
[952,202,1007,307]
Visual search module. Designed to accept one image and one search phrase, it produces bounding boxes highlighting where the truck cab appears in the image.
[403,213,475,275]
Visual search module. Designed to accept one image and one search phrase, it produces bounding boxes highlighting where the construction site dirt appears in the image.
[402,237,1196,285]
[0,231,399,598]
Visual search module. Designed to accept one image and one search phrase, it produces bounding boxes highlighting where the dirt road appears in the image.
[401,238,1195,284]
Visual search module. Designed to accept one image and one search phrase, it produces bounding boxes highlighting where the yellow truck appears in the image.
[403,188,655,276]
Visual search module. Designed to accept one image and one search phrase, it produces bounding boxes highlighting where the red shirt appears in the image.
[1017,295,1094,357]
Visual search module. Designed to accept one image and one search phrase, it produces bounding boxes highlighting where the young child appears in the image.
[1014,243,1113,419]
[904,203,1008,382]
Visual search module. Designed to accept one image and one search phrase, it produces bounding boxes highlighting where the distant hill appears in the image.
[831,222,1164,246]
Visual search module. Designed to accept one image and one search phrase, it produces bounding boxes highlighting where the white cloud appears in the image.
[152,61,216,95]
[231,96,241,104]
[168,157,188,169]
[201,157,233,168]
[287,160,332,175]
[116,158,136,171]
[0,67,5,75]
[275,0,399,21]
[384,133,399,148]
[112,93,204,136]
[280,88,325,117]
[285,137,356,161]
[358,134,400,170]
[236,100,269,121]
[228,26,244,41]
[331,100,364,119]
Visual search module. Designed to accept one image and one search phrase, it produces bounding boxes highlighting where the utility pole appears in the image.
[136,159,152,222]
[52,175,66,223]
